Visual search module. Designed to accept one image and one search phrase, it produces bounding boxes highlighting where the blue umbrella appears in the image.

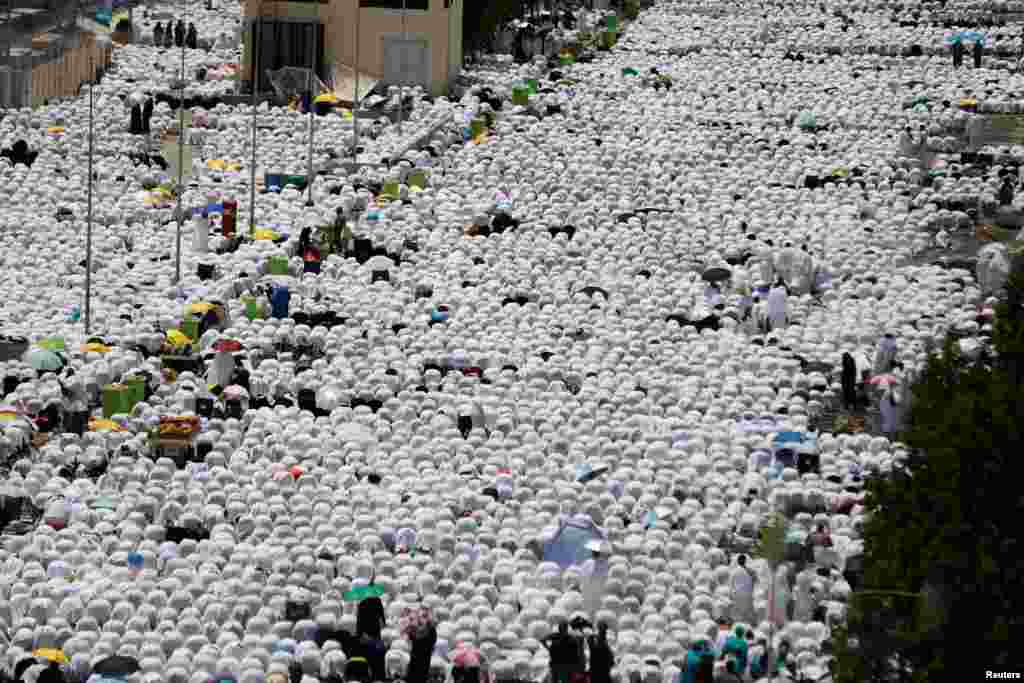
[127,552,144,571]
[774,431,805,445]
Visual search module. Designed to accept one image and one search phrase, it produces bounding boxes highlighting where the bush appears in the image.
[623,0,641,20]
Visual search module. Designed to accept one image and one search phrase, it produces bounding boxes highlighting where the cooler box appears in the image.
[285,174,307,190]
[265,173,284,189]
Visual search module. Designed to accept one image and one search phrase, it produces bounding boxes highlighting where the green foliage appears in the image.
[831,268,1024,681]
[623,0,641,20]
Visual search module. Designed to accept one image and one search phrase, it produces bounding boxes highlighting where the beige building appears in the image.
[242,0,463,98]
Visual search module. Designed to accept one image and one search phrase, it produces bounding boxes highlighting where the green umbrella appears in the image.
[342,584,385,602]
[92,496,118,510]
[37,337,66,352]
[24,349,65,371]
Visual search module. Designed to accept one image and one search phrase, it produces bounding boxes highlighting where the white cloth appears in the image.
[192,215,209,253]
[873,337,897,374]
[207,350,234,388]
[766,286,787,327]
[581,556,609,616]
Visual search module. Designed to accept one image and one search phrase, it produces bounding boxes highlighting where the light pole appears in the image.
[248,18,258,237]
[84,36,104,335]
[352,0,360,162]
[306,19,317,205]
[397,0,406,135]
[173,0,187,283]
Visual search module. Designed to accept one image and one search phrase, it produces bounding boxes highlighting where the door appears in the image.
[382,35,429,88]
[252,19,324,94]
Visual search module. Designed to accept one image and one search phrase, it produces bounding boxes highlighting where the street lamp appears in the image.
[85,33,113,334]
[173,0,188,284]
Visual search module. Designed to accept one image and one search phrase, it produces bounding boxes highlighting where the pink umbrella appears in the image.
[451,644,481,668]
[399,606,434,640]
[868,374,900,386]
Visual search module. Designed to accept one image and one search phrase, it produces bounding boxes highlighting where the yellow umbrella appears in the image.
[88,418,126,432]
[81,342,113,353]
[314,93,339,104]
[186,302,216,315]
[207,159,228,171]
[47,126,66,134]
[0,410,20,422]
[166,330,192,347]
[253,228,280,241]
[33,649,68,664]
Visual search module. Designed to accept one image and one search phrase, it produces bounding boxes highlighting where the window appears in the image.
[360,0,429,10]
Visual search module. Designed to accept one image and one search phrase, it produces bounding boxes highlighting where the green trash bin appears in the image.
[526,78,539,93]
[560,53,575,66]
[382,178,401,197]
[125,376,147,405]
[607,15,619,32]
[512,84,530,107]
[242,295,266,321]
[180,318,200,342]
[268,254,290,275]
[407,170,427,189]
[103,384,135,418]
[470,117,486,138]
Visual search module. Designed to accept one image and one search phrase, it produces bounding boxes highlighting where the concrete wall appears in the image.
[242,0,462,96]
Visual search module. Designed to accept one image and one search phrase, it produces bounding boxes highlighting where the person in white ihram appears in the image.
[731,554,756,624]
[581,539,611,617]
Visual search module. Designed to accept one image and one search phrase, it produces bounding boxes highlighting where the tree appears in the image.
[831,268,1024,682]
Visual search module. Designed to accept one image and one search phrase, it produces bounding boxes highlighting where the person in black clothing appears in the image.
[356,592,386,640]
[164,27,174,48]
[541,621,579,683]
[406,622,437,683]
[174,20,186,47]
[1000,175,1015,206]
[186,23,198,49]
[130,103,143,134]
[142,97,154,133]
[153,22,164,46]
[840,352,858,410]
[587,623,615,683]
[974,38,984,68]
[37,661,64,683]
[952,39,963,67]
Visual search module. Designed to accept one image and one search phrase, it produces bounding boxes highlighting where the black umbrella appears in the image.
[93,656,141,677]
[702,266,732,283]
[578,286,610,299]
